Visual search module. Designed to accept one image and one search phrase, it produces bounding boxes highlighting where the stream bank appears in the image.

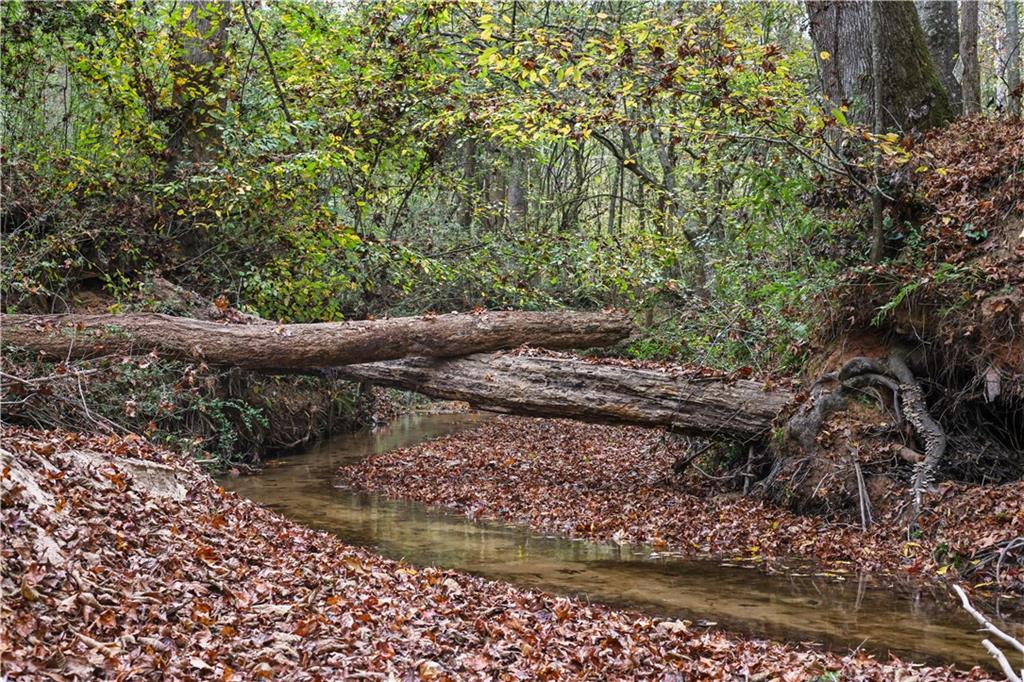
[226,412,1019,671]
[338,416,1024,601]
[0,422,998,680]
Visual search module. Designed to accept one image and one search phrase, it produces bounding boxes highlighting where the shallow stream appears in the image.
[222,412,1023,672]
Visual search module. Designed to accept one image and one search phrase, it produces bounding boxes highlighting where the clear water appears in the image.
[222,412,1023,672]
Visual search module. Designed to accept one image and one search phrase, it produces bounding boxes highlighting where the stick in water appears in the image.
[952,584,1023,681]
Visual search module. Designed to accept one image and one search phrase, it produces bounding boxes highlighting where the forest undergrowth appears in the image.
[2,1,1023,677]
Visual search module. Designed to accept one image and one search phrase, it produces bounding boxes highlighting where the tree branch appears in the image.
[241,1,294,127]
[590,129,662,189]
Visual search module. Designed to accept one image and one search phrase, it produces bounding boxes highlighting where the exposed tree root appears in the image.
[886,350,947,513]
[780,349,949,519]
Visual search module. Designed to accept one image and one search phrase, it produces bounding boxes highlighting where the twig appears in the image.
[0,368,101,384]
[952,584,1024,682]
[979,640,1023,682]
[741,444,755,496]
[241,1,293,127]
[997,537,1024,586]
[854,460,872,530]
[672,441,716,475]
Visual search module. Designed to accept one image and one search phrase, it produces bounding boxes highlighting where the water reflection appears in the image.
[222,412,1023,671]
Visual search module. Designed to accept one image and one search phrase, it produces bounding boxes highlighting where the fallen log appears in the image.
[0,311,630,371]
[334,354,795,441]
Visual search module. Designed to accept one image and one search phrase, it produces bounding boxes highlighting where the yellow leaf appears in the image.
[819,51,831,61]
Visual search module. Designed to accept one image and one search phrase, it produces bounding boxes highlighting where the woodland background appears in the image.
[2,0,1022,469]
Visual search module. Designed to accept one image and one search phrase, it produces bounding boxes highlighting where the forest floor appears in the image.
[0,425,999,681]
[338,417,1024,598]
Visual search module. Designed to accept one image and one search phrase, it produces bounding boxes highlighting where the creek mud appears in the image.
[224,413,1024,672]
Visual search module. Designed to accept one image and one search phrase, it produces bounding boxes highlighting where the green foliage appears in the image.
[870,263,974,327]
[2,0,846,375]
[77,359,272,464]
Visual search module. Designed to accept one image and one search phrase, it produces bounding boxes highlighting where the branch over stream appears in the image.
[0,310,630,371]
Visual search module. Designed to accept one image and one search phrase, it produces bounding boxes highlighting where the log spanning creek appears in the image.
[222,412,1022,672]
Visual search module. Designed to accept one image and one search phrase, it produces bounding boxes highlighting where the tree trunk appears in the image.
[806,1,873,113]
[1007,0,1022,115]
[506,153,528,228]
[459,138,478,231]
[917,0,962,113]
[870,0,886,263]
[0,311,631,371]
[485,157,505,231]
[607,161,620,235]
[337,350,953,517]
[163,0,231,179]
[807,0,954,131]
[334,354,795,442]
[961,0,982,115]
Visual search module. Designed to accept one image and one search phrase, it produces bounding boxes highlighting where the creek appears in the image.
[222,412,1023,672]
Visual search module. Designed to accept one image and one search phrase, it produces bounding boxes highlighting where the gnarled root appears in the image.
[886,350,947,513]
[778,349,948,519]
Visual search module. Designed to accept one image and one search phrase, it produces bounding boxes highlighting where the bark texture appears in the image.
[917,0,962,113]
[335,354,795,442]
[807,0,954,131]
[0,311,631,371]
[961,0,982,115]
[807,0,872,114]
[1006,0,1022,115]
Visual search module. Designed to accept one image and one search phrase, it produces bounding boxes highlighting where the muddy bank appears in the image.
[338,417,1024,597]
[0,425,994,680]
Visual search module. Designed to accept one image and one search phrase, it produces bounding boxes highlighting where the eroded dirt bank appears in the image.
[338,417,1023,596]
[0,426,996,680]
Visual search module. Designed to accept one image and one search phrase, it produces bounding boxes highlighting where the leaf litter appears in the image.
[1,425,998,679]
[339,417,1022,595]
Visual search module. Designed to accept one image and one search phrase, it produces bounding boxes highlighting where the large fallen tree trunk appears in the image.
[334,354,796,441]
[337,352,959,519]
[5,307,955,518]
[0,311,630,371]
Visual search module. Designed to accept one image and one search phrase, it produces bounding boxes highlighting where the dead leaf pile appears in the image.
[907,116,1023,262]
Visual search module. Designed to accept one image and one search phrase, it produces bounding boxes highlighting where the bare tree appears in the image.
[459,138,478,231]
[1006,0,1022,114]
